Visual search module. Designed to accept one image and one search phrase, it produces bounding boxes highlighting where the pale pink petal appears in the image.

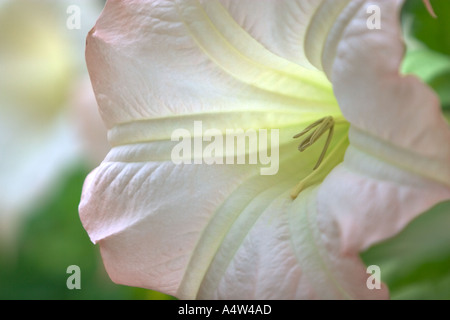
[321,0,450,253]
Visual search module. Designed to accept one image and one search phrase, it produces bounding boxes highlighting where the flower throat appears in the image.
[291,116,349,199]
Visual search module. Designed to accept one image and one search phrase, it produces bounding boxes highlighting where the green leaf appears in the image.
[362,201,450,300]
[402,0,450,56]
[401,0,450,110]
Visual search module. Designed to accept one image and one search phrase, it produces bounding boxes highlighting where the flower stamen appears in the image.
[291,116,349,199]
[290,132,348,200]
[293,116,335,170]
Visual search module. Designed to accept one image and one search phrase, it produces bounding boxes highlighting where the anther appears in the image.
[293,116,335,170]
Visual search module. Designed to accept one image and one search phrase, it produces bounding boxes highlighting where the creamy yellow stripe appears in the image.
[174,0,337,104]
[108,110,343,147]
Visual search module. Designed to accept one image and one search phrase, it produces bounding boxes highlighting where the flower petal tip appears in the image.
[423,0,437,18]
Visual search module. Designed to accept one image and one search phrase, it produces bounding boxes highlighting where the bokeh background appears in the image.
[0,0,448,300]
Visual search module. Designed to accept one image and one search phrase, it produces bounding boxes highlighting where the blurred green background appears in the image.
[0,0,448,300]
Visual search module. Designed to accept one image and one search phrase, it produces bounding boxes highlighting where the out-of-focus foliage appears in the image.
[362,201,450,300]
[362,0,450,300]
[404,0,450,56]
[401,0,450,112]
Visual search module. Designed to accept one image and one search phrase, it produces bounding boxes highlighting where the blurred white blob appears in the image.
[69,76,110,167]
[0,0,107,252]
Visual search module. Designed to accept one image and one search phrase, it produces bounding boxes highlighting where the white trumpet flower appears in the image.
[80,0,450,299]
